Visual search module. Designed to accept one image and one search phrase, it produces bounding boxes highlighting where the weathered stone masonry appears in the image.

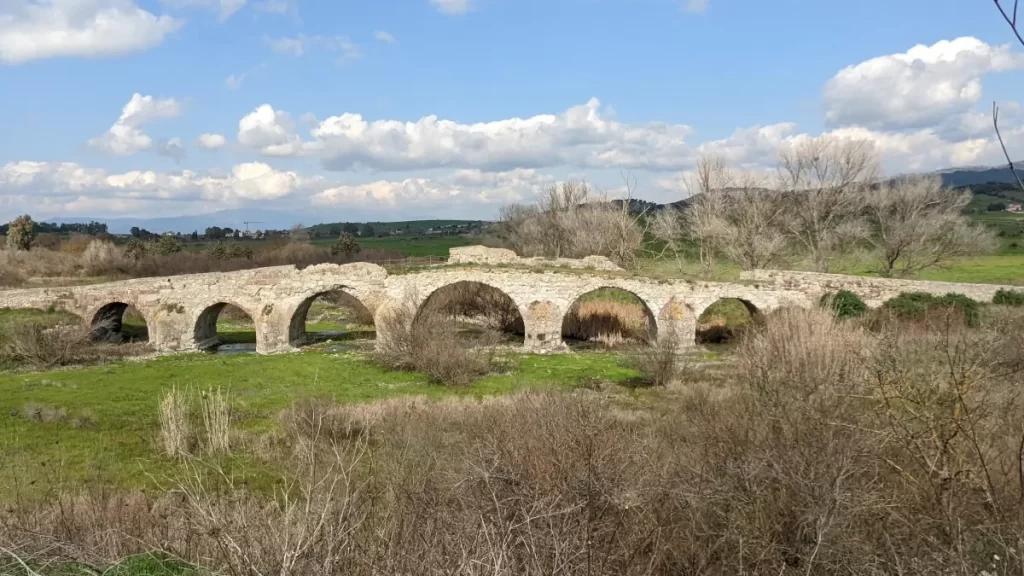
[0,250,1014,355]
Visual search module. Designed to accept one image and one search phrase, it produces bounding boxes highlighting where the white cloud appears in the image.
[225,73,245,89]
[682,0,707,13]
[314,169,552,207]
[237,104,304,156]
[254,0,288,12]
[0,160,315,210]
[268,36,304,56]
[239,98,698,172]
[88,93,183,155]
[266,34,362,63]
[824,37,1024,130]
[375,30,396,43]
[0,160,555,218]
[430,0,473,15]
[155,137,187,163]
[0,0,182,65]
[160,0,247,22]
[197,133,227,150]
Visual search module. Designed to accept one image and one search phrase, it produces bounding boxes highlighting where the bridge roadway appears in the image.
[0,255,1012,354]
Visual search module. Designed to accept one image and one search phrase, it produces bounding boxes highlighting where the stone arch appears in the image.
[89,301,151,343]
[414,280,526,344]
[561,287,657,347]
[694,297,761,345]
[287,287,376,346]
[194,301,258,350]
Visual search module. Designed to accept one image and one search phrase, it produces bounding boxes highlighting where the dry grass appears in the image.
[0,316,150,369]
[200,387,231,456]
[562,298,652,346]
[7,309,1024,574]
[0,238,408,287]
[158,387,191,459]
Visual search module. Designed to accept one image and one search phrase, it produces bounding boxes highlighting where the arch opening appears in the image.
[194,303,257,352]
[289,289,376,349]
[695,298,759,346]
[414,281,525,345]
[561,288,656,349]
[90,303,149,343]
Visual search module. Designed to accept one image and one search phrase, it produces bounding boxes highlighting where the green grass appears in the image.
[0,349,641,499]
[577,287,647,304]
[348,235,474,257]
[5,552,200,576]
[0,306,80,326]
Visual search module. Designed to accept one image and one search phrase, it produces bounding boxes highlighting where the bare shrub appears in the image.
[159,387,191,458]
[200,387,231,456]
[0,321,93,368]
[11,310,1024,575]
[374,293,501,386]
[622,333,686,386]
[80,239,123,276]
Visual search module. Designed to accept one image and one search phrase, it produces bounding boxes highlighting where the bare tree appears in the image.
[289,223,311,243]
[777,136,879,272]
[649,207,687,270]
[681,156,735,276]
[863,176,999,277]
[498,179,645,265]
[685,165,789,270]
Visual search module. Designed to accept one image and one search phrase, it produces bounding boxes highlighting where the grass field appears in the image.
[1,349,643,500]
[323,235,474,257]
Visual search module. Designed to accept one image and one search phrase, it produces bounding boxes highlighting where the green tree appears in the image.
[125,238,147,260]
[342,223,359,235]
[149,235,182,255]
[332,233,361,257]
[6,214,36,251]
[359,223,375,237]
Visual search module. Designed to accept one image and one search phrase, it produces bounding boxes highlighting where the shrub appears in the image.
[622,333,686,386]
[331,233,360,256]
[882,291,982,326]
[124,238,147,261]
[6,214,36,251]
[993,288,1024,306]
[374,294,501,386]
[819,289,866,319]
[208,243,254,260]
[148,236,182,255]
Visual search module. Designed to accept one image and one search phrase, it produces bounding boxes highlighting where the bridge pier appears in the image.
[523,300,567,352]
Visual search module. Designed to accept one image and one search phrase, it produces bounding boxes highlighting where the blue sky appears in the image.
[1,0,1023,225]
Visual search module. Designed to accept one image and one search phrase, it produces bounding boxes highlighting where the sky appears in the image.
[1,0,1024,225]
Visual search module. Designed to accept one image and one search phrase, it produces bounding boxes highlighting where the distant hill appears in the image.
[930,163,1024,188]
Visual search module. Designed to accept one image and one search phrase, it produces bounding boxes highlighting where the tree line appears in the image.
[499,135,998,278]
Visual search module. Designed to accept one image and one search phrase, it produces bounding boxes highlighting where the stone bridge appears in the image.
[0,248,1015,354]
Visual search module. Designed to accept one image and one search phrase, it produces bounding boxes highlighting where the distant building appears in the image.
[1008,204,1023,213]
